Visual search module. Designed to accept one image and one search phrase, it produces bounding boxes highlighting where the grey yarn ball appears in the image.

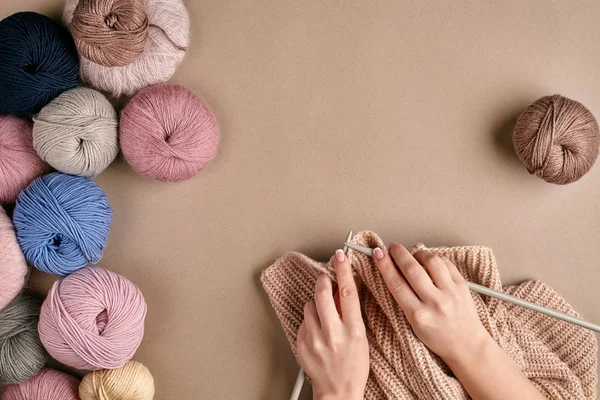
[33,87,119,178]
[0,294,48,384]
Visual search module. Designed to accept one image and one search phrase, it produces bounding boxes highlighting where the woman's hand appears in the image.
[297,250,369,400]
[372,243,489,361]
[373,243,546,400]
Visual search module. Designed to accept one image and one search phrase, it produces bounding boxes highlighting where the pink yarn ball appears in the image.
[120,84,219,182]
[0,369,79,400]
[0,207,28,311]
[0,116,49,204]
[38,266,147,370]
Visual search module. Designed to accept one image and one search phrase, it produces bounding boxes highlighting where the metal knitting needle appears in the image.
[344,242,600,333]
[290,231,354,400]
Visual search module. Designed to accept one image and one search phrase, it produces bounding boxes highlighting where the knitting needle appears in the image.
[290,231,354,400]
[344,242,600,333]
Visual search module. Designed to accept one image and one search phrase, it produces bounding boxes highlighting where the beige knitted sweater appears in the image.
[261,232,598,399]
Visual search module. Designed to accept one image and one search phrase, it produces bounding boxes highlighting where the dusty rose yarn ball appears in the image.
[120,84,220,182]
[1,369,79,400]
[38,266,147,370]
[0,207,27,312]
[513,95,600,185]
[0,116,49,204]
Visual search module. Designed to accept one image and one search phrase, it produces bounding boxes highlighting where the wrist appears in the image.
[442,329,496,368]
[314,390,363,400]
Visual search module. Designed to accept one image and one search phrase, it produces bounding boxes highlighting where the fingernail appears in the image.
[373,247,384,260]
[389,241,398,248]
[335,249,345,262]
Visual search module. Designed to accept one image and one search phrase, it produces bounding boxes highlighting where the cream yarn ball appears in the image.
[33,87,119,178]
[63,0,190,96]
[79,361,155,400]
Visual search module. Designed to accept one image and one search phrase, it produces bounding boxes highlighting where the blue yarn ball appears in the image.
[13,172,113,276]
[0,12,79,117]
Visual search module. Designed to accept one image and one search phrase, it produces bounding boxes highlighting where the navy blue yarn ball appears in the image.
[13,172,113,276]
[0,12,79,117]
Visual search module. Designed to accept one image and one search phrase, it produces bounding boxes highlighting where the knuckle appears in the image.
[304,301,314,315]
[410,308,432,326]
[314,287,331,302]
[340,284,358,299]
[403,263,422,277]
[349,326,366,339]
[388,277,405,294]
[427,255,445,269]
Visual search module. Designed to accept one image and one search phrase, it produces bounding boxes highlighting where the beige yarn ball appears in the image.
[63,0,190,96]
[79,361,155,400]
[33,87,119,178]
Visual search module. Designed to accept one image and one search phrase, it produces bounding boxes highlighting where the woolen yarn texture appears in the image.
[0,207,28,312]
[79,361,155,400]
[513,94,600,185]
[0,369,79,400]
[70,0,149,67]
[261,231,598,399]
[0,116,49,204]
[63,0,189,96]
[13,172,113,276]
[120,84,219,182]
[39,266,147,370]
[0,295,48,385]
[33,87,119,178]
[0,12,79,116]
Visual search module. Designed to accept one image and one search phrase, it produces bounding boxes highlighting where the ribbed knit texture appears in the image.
[261,231,598,399]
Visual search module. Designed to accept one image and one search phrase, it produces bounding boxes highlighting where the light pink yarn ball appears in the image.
[120,84,219,182]
[0,207,28,311]
[0,369,79,400]
[0,116,49,204]
[38,266,147,370]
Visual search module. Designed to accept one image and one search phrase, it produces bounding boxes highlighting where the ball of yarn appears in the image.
[513,95,600,185]
[63,0,189,96]
[79,361,155,400]
[0,116,49,204]
[1,369,79,400]
[33,88,119,178]
[39,266,147,370]
[13,172,113,276]
[0,207,28,312]
[0,295,48,385]
[70,0,149,67]
[0,12,79,117]
[120,84,219,182]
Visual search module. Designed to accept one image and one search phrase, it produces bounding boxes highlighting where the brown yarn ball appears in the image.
[512,95,600,185]
[70,0,149,67]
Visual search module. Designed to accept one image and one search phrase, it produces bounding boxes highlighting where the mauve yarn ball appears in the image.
[39,266,147,370]
[33,87,119,178]
[1,369,79,400]
[513,95,600,185]
[0,295,48,385]
[79,361,155,400]
[0,12,79,117]
[0,116,49,204]
[64,0,189,96]
[0,207,28,312]
[13,172,113,276]
[120,84,219,182]
[70,0,149,67]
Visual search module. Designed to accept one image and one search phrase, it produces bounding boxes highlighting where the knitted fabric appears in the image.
[261,231,598,399]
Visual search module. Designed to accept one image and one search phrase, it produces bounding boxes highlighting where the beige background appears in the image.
[2,0,600,399]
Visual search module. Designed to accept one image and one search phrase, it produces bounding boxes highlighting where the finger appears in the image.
[389,243,438,301]
[303,300,320,332]
[314,274,340,330]
[442,256,466,284]
[333,249,362,326]
[297,321,307,343]
[373,245,420,313]
[413,250,453,289]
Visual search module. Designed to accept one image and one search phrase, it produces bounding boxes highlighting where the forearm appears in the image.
[443,336,546,400]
